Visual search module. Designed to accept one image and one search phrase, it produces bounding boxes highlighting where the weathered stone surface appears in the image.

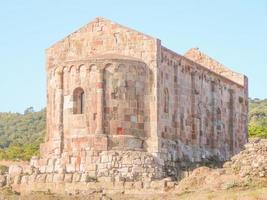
[11,17,247,193]
[13,175,22,184]
[38,16,248,170]
[0,175,6,187]
[8,165,23,177]
[73,173,81,182]
[64,173,73,183]
[46,174,53,183]
[223,139,267,178]
[53,173,65,183]
[36,174,47,183]
[20,175,29,184]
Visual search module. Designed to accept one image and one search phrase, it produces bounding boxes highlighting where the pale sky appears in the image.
[0,0,266,113]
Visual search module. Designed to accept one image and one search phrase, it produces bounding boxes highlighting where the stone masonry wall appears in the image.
[157,47,248,167]
[44,17,160,157]
[36,17,248,188]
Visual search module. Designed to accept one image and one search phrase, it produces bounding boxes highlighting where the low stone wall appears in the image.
[2,139,265,196]
[29,151,166,182]
[13,178,177,195]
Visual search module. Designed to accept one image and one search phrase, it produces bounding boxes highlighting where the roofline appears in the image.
[46,16,158,51]
[161,46,245,88]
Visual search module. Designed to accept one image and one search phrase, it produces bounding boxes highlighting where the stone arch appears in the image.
[51,66,59,76]
[62,67,69,94]
[54,67,63,89]
[77,64,86,72]
[116,63,126,72]
[63,66,68,73]
[68,65,75,72]
[89,64,98,72]
[103,62,113,70]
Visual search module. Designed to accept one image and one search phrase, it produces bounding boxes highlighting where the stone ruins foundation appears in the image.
[29,17,248,184]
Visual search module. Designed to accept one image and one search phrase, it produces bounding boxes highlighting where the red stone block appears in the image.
[117,127,124,135]
[96,82,103,88]
[138,123,144,130]
[93,40,103,46]
[104,107,111,113]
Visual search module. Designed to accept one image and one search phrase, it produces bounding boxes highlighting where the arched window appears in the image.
[73,87,85,114]
[164,88,169,113]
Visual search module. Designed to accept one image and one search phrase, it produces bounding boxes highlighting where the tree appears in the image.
[24,107,34,115]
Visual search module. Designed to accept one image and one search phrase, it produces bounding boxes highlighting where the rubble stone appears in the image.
[0,175,6,187]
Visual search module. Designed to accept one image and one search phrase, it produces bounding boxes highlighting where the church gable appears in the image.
[46,17,159,70]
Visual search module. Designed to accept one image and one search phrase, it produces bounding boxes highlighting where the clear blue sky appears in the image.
[0,0,266,113]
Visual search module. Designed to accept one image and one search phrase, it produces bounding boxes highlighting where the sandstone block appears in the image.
[80,173,89,182]
[53,173,65,183]
[132,166,143,173]
[133,181,143,189]
[20,175,29,184]
[36,174,47,183]
[124,181,134,190]
[64,173,73,183]
[28,174,37,183]
[101,155,109,163]
[150,180,166,190]
[13,175,22,185]
[66,164,75,173]
[73,173,81,182]
[97,176,112,183]
[8,165,23,177]
[46,174,54,183]
[39,165,46,173]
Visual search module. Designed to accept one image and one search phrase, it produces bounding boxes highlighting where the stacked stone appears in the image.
[96,151,164,181]
[223,139,267,178]
[3,150,166,189]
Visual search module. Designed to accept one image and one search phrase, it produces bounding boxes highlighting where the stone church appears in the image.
[31,17,248,179]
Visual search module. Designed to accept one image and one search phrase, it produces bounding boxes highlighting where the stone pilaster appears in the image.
[55,68,64,156]
[95,69,104,134]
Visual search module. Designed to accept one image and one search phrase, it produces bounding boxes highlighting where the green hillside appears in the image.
[0,99,266,161]
[0,108,46,161]
[248,98,267,138]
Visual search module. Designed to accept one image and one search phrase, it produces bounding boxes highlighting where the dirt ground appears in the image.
[1,187,267,200]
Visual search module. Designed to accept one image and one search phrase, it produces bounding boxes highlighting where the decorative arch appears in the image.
[68,65,75,72]
[73,87,85,114]
[103,63,113,69]
[89,64,98,72]
[62,66,68,73]
[77,64,86,71]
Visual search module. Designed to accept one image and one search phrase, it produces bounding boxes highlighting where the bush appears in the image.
[0,165,8,174]
[249,125,267,139]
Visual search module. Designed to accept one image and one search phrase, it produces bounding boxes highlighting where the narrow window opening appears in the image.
[73,87,85,114]
[164,88,169,113]
[216,108,221,121]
